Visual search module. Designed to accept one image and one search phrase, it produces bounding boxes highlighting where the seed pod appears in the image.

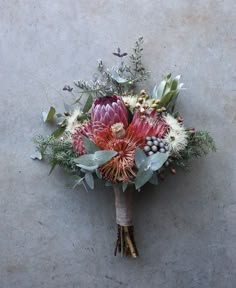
[151,145,158,152]
[153,140,158,146]
[147,140,153,146]
[159,148,165,153]
[144,146,150,152]
[148,151,154,156]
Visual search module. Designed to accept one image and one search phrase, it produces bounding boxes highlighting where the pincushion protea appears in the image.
[129,109,168,139]
[91,95,128,128]
[93,124,145,182]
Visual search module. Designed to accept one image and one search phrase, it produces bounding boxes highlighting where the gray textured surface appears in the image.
[0,1,236,287]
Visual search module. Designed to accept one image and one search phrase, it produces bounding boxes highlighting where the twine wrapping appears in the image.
[113,184,133,226]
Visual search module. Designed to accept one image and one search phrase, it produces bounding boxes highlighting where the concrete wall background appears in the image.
[0,1,235,287]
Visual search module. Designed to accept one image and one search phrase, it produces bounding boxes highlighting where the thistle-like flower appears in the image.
[91,95,128,128]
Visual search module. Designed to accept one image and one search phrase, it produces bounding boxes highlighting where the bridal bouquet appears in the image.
[32,37,215,257]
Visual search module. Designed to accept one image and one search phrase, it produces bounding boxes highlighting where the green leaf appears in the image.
[42,106,56,122]
[95,169,102,179]
[94,150,117,166]
[149,173,159,185]
[51,126,66,138]
[158,91,175,108]
[156,80,167,99]
[83,94,93,113]
[135,168,153,190]
[30,151,42,160]
[135,148,147,169]
[84,173,94,189]
[147,152,169,171]
[74,154,97,167]
[82,136,100,154]
[75,150,117,170]
[78,164,98,172]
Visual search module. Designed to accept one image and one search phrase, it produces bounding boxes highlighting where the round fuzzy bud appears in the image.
[159,148,165,153]
[146,136,151,141]
[151,136,156,140]
[147,140,153,146]
[151,145,158,152]
[159,142,164,148]
[148,151,154,156]
[144,146,151,152]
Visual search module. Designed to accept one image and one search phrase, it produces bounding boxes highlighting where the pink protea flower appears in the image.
[129,110,168,139]
[72,121,106,156]
[91,95,128,128]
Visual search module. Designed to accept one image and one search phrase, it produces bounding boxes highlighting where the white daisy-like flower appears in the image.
[164,114,183,131]
[65,108,82,134]
[121,95,138,111]
[164,114,188,153]
[164,128,188,153]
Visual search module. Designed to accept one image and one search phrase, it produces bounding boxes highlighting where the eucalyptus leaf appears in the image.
[78,164,98,172]
[30,151,42,160]
[147,152,169,171]
[95,169,102,179]
[135,168,153,190]
[94,150,117,166]
[42,106,56,122]
[74,154,96,166]
[149,173,159,185]
[82,136,100,154]
[72,176,84,189]
[135,148,147,169]
[85,173,94,189]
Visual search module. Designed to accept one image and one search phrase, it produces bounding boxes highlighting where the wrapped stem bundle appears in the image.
[113,184,138,258]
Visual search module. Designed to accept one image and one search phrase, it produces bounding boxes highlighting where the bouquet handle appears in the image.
[113,184,138,258]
